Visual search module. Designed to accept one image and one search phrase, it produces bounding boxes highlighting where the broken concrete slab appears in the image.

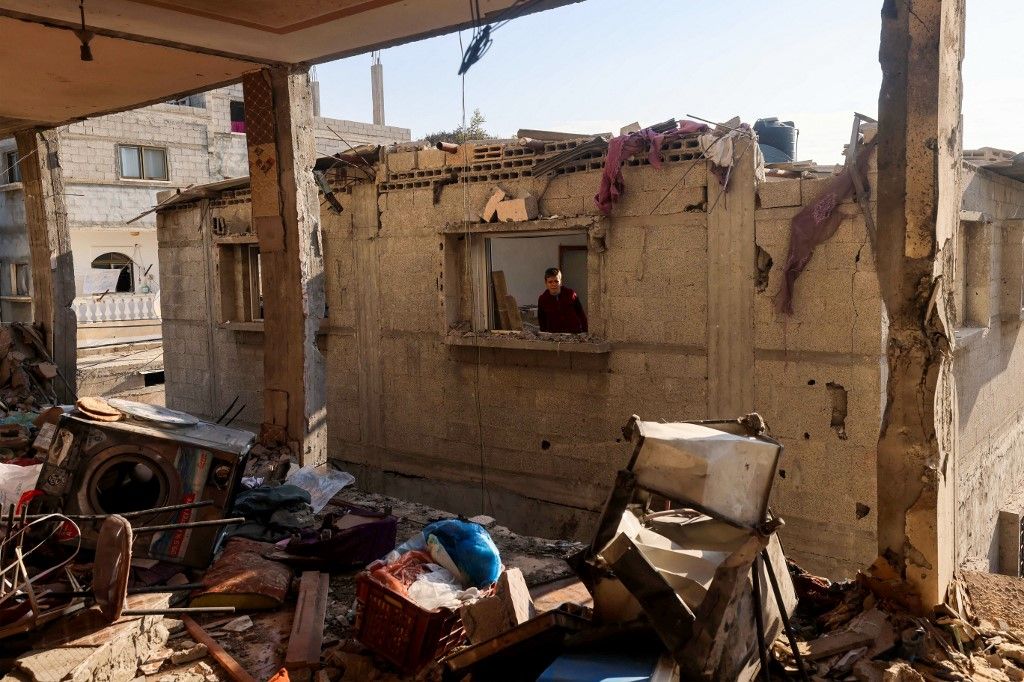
[170,643,208,665]
[480,188,506,222]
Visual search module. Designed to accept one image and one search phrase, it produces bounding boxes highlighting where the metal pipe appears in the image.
[761,549,810,682]
[24,500,214,522]
[47,583,204,599]
[132,517,245,534]
[751,557,771,682]
[436,142,459,154]
[123,606,235,616]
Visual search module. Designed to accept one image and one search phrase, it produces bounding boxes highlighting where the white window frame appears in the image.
[117,144,169,181]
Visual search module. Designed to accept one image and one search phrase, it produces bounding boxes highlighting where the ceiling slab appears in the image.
[0,16,257,136]
[124,0,400,34]
[0,0,580,136]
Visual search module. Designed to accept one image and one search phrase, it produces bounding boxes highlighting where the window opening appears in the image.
[484,232,588,332]
[230,100,246,134]
[218,243,263,323]
[118,145,168,180]
[11,263,30,296]
[3,151,20,184]
[90,252,134,293]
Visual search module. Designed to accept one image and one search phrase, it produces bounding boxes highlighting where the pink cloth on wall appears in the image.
[595,120,708,215]
[775,139,877,314]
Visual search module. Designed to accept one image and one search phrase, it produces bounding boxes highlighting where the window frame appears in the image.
[116,144,169,181]
[3,151,20,184]
[229,100,246,134]
[216,238,263,327]
[89,252,136,294]
[441,216,607,352]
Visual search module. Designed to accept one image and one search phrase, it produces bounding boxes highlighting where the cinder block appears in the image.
[496,195,538,222]
[417,148,448,170]
[801,177,835,205]
[387,151,417,174]
[758,179,803,208]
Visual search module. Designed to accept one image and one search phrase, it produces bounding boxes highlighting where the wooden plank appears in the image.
[285,571,330,670]
[505,295,523,330]
[182,616,257,682]
[491,271,512,329]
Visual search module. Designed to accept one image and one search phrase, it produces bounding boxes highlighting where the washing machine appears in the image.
[36,404,253,568]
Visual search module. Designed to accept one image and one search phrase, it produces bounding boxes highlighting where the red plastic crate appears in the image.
[355,568,466,674]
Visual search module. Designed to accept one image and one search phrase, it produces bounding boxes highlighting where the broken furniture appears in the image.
[574,414,804,681]
[33,402,253,567]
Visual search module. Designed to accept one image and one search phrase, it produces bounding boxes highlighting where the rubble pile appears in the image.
[778,559,1024,681]
[5,397,1024,682]
[0,323,59,415]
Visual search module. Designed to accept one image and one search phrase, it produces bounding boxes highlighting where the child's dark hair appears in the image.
[544,267,561,279]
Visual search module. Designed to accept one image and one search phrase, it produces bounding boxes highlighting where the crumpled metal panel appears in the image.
[627,419,781,528]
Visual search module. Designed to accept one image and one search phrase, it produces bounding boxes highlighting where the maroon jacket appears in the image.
[538,287,588,333]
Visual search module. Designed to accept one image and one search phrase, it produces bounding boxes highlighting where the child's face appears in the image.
[545,275,561,294]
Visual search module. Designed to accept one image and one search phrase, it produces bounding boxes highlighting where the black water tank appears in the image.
[754,118,798,162]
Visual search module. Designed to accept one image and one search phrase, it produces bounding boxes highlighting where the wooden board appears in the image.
[284,571,330,670]
[505,295,523,330]
[491,271,512,329]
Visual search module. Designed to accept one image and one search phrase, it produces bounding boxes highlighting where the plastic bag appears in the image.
[0,462,42,513]
[406,564,483,611]
[284,466,355,513]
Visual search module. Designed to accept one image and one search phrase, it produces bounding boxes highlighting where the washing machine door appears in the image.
[76,444,183,517]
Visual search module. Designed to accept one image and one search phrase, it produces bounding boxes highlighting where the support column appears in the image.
[706,141,757,418]
[243,67,327,466]
[14,129,76,402]
[876,0,964,607]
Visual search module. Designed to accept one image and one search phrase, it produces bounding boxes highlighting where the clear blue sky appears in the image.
[315,0,1024,164]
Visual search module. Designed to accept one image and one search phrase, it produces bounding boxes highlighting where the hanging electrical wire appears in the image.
[458,0,546,75]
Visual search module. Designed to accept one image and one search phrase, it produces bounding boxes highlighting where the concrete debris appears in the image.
[170,642,209,665]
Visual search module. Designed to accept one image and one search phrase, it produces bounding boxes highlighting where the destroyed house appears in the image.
[155,125,1024,584]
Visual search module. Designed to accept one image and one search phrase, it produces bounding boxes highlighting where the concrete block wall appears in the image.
[752,167,885,577]
[158,138,888,575]
[954,165,1024,572]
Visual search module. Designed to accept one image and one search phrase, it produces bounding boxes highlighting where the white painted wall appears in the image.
[71,228,160,296]
[488,232,587,309]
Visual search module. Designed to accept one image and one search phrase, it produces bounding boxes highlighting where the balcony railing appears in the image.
[72,293,160,323]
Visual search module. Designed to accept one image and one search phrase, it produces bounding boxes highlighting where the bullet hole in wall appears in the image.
[827,382,849,440]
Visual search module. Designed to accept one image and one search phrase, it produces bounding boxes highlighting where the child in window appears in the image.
[537,267,588,334]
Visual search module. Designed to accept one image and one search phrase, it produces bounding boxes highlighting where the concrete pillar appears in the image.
[706,142,757,418]
[242,67,327,466]
[14,129,77,402]
[875,0,964,608]
[371,56,385,126]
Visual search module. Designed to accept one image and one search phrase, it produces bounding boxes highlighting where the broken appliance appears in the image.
[573,414,803,682]
[35,403,253,568]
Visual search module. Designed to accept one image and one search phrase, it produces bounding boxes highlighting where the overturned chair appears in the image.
[573,413,808,681]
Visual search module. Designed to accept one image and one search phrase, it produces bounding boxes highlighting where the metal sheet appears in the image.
[631,421,781,528]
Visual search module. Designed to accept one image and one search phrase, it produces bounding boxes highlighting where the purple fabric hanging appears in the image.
[595,120,708,215]
[776,140,877,314]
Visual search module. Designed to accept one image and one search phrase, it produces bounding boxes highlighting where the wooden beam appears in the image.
[181,616,257,682]
[491,271,512,329]
[285,571,330,670]
[14,129,76,402]
[243,67,326,466]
